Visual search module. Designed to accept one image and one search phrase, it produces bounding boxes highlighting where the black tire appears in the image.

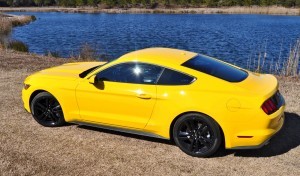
[30,92,65,127]
[173,113,222,157]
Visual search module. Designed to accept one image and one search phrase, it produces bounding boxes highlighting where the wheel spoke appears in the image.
[189,119,197,130]
[49,98,56,107]
[45,98,49,107]
[35,106,44,112]
[36,102,46,110]
[178,131,190,141]
[194,140,200,152]
[197,123,202,131]
[52,105,61,112]
[184,121,192,131]
[188,138,195,151]
[199,125,208,135]
[178,136,189,140]
[36,112,45,119]
[203,137,213,144]
[48,112,57,122]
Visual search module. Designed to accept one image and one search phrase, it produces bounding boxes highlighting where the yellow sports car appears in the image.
[22,48,285,157]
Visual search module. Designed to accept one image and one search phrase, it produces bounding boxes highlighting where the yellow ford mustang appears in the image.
[22,48,285,157]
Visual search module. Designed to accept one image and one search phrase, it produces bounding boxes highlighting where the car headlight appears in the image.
[23,83,31,90]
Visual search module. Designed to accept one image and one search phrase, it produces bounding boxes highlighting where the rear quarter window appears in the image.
[157,68,194,85]
[182,55,248,82]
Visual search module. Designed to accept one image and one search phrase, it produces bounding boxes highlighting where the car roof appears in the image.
[117,48,198,66]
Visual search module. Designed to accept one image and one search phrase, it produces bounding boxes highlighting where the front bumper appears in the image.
[22,88,31,113]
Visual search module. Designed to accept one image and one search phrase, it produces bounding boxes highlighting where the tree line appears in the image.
[0,0,299,7]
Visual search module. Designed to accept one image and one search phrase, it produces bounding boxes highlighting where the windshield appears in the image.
[182,55,248,82]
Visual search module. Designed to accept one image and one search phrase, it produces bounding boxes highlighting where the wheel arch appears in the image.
[29,89,49,107]
[28,87,79,122]
[29,89,62,110]
[169,111,225,147]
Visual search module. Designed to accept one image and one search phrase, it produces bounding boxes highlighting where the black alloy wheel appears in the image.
[31,92,65,127]
[173,113,222,157]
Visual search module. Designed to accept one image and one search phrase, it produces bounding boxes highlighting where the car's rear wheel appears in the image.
[30,92,65,127]
[173,113,221,157]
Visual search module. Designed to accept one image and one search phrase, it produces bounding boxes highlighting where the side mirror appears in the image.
[88,75,97,84]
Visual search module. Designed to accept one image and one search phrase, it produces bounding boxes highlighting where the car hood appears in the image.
[36,62,106,80]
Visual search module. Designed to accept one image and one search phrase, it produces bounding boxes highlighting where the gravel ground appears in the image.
[0,49,299,176]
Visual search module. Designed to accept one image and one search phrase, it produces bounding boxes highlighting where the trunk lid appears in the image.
[234,72,278,98]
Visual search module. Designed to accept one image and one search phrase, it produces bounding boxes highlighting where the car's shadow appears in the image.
[77,112,300,158]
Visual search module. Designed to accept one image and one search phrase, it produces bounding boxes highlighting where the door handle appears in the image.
[137,94,152,99]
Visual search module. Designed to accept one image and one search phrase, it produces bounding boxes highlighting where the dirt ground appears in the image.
[0,49,299,176]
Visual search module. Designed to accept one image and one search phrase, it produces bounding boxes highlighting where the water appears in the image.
[9,12,300,70]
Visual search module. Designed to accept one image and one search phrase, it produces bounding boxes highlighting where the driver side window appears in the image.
[96,63,163,84]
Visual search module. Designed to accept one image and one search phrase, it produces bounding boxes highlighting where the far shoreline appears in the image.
[0,6,300,16]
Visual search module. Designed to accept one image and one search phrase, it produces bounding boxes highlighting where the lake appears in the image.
[9,12,300,71]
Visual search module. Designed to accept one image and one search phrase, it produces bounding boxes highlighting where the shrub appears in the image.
[46,51,61,58]
[78,43,98,60]
[8,40,29,52]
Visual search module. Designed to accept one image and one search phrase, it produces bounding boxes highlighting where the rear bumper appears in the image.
[227,106,285,149]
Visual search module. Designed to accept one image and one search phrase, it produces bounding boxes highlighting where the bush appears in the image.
[46,51,61,58]
[8,40,29,52]
[78,43,98,60]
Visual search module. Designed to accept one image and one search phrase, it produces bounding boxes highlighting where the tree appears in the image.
[87,0,99,6]
[76,0,85,6]
[44,0,56,5]
[59,0,76,6]
[6,0,14,6]
[243,0,252,6]
[191,0,202,6]
[204,0,218,7]
[33,0,43,6]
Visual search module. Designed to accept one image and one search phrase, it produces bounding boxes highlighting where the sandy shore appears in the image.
[0,48,299,175]
[0,6,299,15]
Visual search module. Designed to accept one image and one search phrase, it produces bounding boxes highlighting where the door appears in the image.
[76,62,163,129]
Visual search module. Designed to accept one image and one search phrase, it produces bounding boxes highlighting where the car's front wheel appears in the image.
[173,113,222,157]
[31,92,65,127]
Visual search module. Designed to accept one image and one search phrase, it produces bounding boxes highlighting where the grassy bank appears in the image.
[0,13,35,28]
[0,14,36,51]
[0,6,300,15]
[0,13,35,36]
[0,48,299,175]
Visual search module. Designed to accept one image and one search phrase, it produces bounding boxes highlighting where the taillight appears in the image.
[261,91,283,115]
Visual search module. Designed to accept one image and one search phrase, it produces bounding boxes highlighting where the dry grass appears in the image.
[0,17,12,35]
[0,15,35,52]
[281,39,300,76]
[77,43,98,61]
[247,38,300,76]
[0,6,299,15]
[0,15,34,35]
[0,48,299,175]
